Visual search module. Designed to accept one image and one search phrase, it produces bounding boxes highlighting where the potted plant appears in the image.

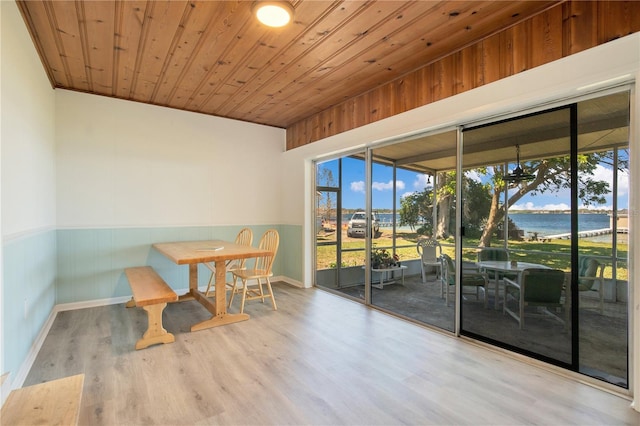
[371,248,400,269]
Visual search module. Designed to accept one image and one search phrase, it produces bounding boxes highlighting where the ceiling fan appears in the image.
[505,144,536,182]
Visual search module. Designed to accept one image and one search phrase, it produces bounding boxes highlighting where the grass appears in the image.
[316,229,628,281]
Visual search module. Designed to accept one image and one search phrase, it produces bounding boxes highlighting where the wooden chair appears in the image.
[204,227,253,298]
[230,229,279,313]
[578,256,606,314]
[441,253,488,307]
[503,268,567,329]
[417,239,442,283]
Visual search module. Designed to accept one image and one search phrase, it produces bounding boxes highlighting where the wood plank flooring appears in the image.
[25,283,639,425]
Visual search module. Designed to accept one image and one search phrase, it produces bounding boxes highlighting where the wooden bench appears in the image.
[0,374,84,425]
[125,266,178,350]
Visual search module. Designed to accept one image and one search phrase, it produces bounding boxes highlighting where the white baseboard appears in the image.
[273,275,306,288]
[1,372,12,407]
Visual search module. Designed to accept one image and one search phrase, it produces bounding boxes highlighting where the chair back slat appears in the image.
[477,247,509,262]
[254,229,279,273]
[417,239,441,261]
[229,227,253,270]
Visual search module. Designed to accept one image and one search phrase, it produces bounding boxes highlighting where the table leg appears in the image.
[494,274,500,310]
[190,259,249,332]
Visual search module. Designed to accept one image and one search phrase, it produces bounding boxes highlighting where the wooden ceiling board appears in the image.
[214,1,387,122]
[271,1,557,126]
[113,1,148,99]
[83,1,117,94]
[150,1,229,106]
[128,1,189,102]
[49,1,90,91]
[17,0,565,129]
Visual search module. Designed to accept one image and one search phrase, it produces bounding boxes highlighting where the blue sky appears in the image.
[330,157,629,212]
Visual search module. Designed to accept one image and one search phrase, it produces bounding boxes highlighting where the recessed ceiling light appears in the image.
[253,1,294,28]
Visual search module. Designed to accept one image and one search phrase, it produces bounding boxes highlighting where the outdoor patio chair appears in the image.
[204,227,253,298]
[441,253,488,307]
[578,256,606,314]
[230,229,280,313]
[503,268,567,329]
[417,239,442,283]
[477,247,518,282]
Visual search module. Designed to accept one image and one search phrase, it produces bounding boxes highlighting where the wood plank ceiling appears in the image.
[17,0,560,129]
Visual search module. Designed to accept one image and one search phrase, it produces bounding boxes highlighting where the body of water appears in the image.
[508,213,610,236]
[343,212,611,237]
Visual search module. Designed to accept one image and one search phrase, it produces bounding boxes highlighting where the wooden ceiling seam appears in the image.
[112,1,123,96]
[75,1,93,93]
[128,1,155,99]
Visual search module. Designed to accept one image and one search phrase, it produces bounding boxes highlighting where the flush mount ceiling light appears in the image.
[505,144,536,182]
[253,1,294,28]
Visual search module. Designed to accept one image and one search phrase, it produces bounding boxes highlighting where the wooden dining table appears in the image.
[152,240,270,331]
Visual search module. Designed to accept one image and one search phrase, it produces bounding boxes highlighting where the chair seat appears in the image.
[233,269,272,280]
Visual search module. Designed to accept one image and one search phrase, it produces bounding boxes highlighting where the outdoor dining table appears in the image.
[476,260,552,309]
[152,240,270,331]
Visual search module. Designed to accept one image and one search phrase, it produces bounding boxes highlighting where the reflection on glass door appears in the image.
[313,91,630,389]
[458,91,630,388]
[369,132,457,332]
[461,106,573,367]
[577,92,629,387]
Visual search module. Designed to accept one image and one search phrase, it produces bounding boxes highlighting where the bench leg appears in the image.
[136,303,175,350]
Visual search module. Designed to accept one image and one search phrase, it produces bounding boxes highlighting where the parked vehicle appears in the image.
[347,211,380,238]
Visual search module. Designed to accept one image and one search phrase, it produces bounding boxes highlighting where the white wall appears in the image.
[282,33,640,406]
[1,2,56,237]
[56,90,284,228]
[1,0,57,391]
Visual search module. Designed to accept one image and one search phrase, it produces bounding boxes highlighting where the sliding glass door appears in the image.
[313,90,630,389]
[460,106,573,366]
[459,91,629,387]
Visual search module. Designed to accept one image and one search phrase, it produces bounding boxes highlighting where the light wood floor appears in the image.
[25,283,639,425]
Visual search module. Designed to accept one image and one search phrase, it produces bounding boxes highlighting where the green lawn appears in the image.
[316,229,627,280]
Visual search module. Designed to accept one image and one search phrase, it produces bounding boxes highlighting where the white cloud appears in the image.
[351,181,365,193]
[351,180,405,193]
[510,202,570,211]
[414,174,430,190]
[401,191,415,199]
[465,170,482,182]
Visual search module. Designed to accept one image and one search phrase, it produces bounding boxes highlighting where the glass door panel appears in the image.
[315,155,368,300]
[315,160,342,291]
[577,92,629,387]
[461,107,573,366]
[369,131,457,332]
